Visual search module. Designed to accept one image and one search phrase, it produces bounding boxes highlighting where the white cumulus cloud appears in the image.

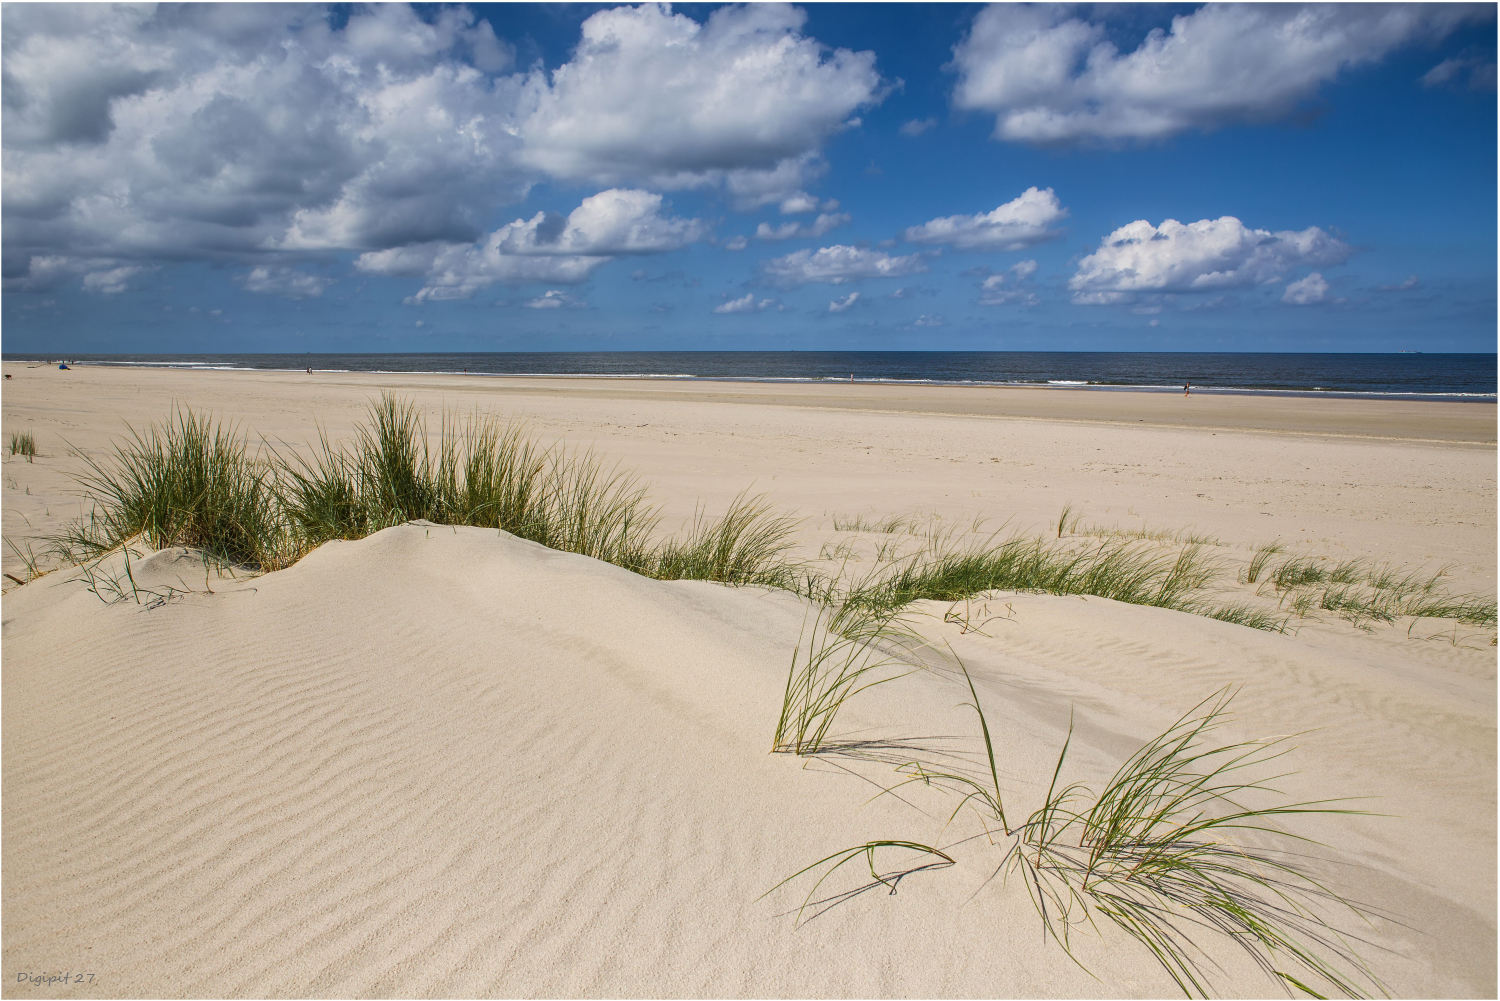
[515,3,883,200]
[523,290,578,309]
[2,3,880,290]
[1283,272,1329,305]
[828,292,860,313]
[713,293,774,313]
[239,266,333,299]
[495,189,709,257]
[3,2,531,285]
[756,213,851,241]
[81,265,148,294]
[357,188,705,301]
[903,187,1067,250]
[977,263,1043,307]
[951,3,1489,145]
[720,153,833,212]
[1070,217,1351,304]
[779,192,840,215]
[762,245,929,286]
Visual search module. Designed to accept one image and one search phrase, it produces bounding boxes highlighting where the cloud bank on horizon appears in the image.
[2,2,1494,352]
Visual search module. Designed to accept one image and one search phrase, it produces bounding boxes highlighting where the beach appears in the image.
[3,362,1495,998]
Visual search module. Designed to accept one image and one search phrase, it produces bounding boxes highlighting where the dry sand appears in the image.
[2,363,1495,998]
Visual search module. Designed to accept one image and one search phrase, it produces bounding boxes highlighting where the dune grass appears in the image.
[830,528,1494,636]
[49,396,799,590]
[653,492,801,587]
[1006,690,1382,999]
[1060,504,1221,547]
[1056,501,1082,538]
[842,538,1221,620]
[1206,602,1290,632]
[776,661,1384,998]
[831,511,924,534]
[764,840,955,926]
[772,605,917,755]
[9,430,37,462]
[3,537,46,585]
[57,409,290,571]
[278,397,797,582]
[35,395,1495,638]
[1244,541,1285,584]
[1257,553,1497,629]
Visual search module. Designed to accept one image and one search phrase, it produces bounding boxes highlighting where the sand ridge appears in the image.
[5,527,1492,997]
[5,527,1495,996]
[1,529,1157,997]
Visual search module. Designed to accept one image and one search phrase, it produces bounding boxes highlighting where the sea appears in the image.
[5,352,1494,401]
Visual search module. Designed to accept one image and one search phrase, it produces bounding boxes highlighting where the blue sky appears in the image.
[3,2,1495,354]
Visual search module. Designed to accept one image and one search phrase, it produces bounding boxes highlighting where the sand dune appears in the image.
[3,525,1493,997]
[4,528,1137,998]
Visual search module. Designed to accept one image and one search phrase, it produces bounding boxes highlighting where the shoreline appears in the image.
[29,367,1500,404]
[4,362,1493,444]
[5,355,1494,406]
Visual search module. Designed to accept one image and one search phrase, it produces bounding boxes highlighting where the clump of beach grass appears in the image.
[842,538,1221,619]
[772,604,918,755]
[1004,690,1383,999]
[279,397,798,583]
[9,430,36,462]
[778,668,1385,998]
[1243,541,1284,584]
[1257,553,1497,630]
[51,395,800,590]
[57,409,290,571]
[652,491,800,587]
[1206,602,1289,632]
[832,511,924,534]
[284,397,663,568]
[1059,506,1222,547]
[1083,524,1222,546]
[1056,501,1080,538]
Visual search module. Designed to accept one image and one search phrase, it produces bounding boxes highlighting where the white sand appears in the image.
[2,365,1495,997]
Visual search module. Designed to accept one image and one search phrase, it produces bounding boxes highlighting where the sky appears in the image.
[3,2,1496,355]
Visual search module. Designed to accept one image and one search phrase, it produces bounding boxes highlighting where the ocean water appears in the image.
[5,352,1494,400]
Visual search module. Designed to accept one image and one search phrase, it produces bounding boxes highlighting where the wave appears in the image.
[26,358,1495,400]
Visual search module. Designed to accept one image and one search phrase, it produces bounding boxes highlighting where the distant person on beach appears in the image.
[1184,382,1190,396]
